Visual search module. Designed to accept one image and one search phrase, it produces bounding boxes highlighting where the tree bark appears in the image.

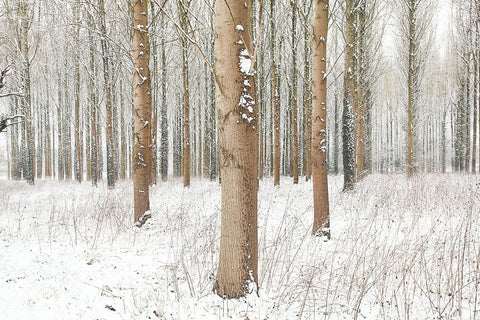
[291,1,299,184]
[312,0,330,236]
[407,0,417,177]
[343,0,355,191]
[133,0,152,224]
[213,0,258,299]
[178,1,191,187]
[305,15,312,182]
[99,0,115,187]
[271,0,280,186]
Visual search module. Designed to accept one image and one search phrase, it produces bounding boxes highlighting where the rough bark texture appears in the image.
[343,0,356,191]
[160,23,168,182]
[18,0,35,185]
[473,59,478,173]
[271,0,280,186]
[407,0,416,177]
[312,0,330,236]
[213,0,258,299]
[291,1,299,184]
[88,10,99,186]
[132,0,152,224]
[179,1,191,187]
[99,0,115,187]
[74,4,82,183]
[354,3,366,180]
[305,20,312,182]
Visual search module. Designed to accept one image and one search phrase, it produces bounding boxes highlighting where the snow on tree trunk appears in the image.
[312,0,330,237]
[343,0,356,191]
[213,0,258,299]
[132,0,152,224]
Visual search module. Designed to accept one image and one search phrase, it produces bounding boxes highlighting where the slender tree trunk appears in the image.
[132,0,152,224]
[343,0,355,191]
[209,35,217,182]
[150,1,158,185]
[204,64,211,178]
[407,0,417,177]
[312,0,330,237]
[88,10,98,186]
[74,4,82,183]
[305,20,312,182]
[271,0,280,186]
[45,90,52,178]
[478,55,480,173]
[333,93,339,174]
[99,0,115,187]
[18,0,34,185]
[473,58,477,173]
[466,62,472,173]
[355,3,366,180]
[213,0,258,299]
[178,1,191,187]
[160,32,168,181]
[291,1,299,184]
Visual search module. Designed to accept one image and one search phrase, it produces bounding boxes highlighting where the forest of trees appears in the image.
[0,0,479,298]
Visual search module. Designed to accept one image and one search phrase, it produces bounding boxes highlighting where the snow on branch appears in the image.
[0,64,13,90]
[0,115,25,133]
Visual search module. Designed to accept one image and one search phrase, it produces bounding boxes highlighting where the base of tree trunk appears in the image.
[313,227,331,241]
[134,211,151,228]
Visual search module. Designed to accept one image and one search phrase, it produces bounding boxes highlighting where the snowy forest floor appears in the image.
[0,174,479,320]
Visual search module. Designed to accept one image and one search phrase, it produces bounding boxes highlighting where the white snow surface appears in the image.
[0,174,480,319]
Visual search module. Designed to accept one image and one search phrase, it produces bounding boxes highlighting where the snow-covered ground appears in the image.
[0,174,479,319]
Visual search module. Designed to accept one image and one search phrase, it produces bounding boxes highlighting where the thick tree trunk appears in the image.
[312,0,330,236]
[213,0,258,299]
[132,0,152,224]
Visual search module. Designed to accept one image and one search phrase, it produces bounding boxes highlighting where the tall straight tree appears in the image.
[160,10,168,182]
[178,0,191,187]
[73,3,82,183]
[312,0,330,236]
[291,0,299,184]
[406,0,417,176]
[400,0,432,176]
[99,0,115,187]
[213,0,258,299]
[16,0,35,184]
[132,0,152,224]
[271,0,281,186]
[343,0,356,190]
[304,0,313,182]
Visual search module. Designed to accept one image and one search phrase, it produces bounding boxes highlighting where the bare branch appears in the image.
[0,64,13,90]
[0,115,25,133]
